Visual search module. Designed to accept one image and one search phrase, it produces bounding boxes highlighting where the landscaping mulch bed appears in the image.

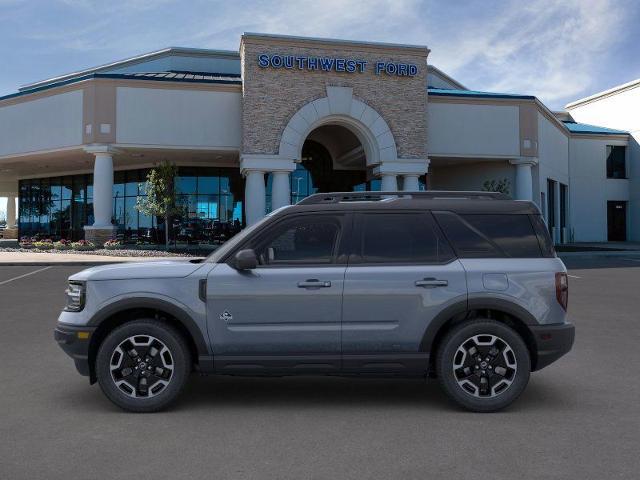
[0,247,196,257]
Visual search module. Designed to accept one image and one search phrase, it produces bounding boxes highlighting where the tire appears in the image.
[96,319,191,413]
[436,319,530,412]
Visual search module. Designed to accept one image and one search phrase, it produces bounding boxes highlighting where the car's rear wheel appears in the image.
[96,319,191,412]
[436,319,530,412]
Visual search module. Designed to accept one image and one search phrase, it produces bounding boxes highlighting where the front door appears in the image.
[341,212,467,374]
[607,201,627,241]
[207,213,349,373]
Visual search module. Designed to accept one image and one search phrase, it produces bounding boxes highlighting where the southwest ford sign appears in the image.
[257,54,418,77]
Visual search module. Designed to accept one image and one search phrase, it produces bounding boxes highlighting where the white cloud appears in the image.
[426,0,628,107]
[2,0,634,109]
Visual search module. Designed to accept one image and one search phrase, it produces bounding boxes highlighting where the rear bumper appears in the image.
[54,323,96,377]
[530,322,575,371]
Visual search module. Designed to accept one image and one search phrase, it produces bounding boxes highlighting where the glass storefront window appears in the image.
[175,175,197,195]
[18,167,244,244]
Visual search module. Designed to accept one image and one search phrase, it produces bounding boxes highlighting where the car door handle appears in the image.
[297,279,331,289]
[415,278,448,288]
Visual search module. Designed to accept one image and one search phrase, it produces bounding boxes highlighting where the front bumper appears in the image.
[530,322,575,371]
[54,323,97,377]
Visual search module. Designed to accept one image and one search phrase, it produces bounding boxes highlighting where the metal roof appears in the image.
[114,71,241,82]
[562,121,628,135]
[19,47,240,92]
[0,71,241,103]
[428,87,535,100]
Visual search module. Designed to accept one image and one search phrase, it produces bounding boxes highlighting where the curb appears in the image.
[0,261,133,266]
[558,251,640,257]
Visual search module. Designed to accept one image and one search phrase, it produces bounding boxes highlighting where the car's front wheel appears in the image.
[96,319,191,412]
[436,319,530,412]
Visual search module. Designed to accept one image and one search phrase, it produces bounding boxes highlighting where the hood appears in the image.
[69,260,204,281]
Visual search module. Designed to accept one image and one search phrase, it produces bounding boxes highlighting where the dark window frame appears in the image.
[606,145,627,179]
[231,212,350,268]
[433,211,545,259]
[348,211,456,266]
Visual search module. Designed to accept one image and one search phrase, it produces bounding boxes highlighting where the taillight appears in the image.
[555,272,568,311]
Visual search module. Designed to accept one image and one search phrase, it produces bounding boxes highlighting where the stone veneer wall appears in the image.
[241,36,429,160]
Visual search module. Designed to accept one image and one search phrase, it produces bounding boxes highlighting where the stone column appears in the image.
[271,171,291,210]
[244,170,266,226]
[374,159,429,194]
[6,195,16,228]
[83,145,117,245]
[402,174,421,192]
[241,154,296,225]
[510,158,537,201]
[380,174,398,192]
[2,195,18,240]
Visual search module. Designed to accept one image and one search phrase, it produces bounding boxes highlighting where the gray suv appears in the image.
[54,191,574,412]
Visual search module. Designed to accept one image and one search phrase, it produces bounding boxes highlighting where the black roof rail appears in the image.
[296,191,509,205]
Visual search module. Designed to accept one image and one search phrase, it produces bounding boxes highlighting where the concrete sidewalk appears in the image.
[0,251,198,266]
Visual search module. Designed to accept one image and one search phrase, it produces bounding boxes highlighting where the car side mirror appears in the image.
[233,249,258,270]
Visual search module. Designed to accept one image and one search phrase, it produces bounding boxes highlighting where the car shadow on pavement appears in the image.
[179,375,571,413]
[62,374,572,414]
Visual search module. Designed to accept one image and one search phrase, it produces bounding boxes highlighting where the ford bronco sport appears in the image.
[55,191,574,412]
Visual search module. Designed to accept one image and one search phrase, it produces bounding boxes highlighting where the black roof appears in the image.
[280,191,540,215]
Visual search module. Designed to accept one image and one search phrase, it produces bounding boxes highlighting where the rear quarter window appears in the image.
[434,212,544,258]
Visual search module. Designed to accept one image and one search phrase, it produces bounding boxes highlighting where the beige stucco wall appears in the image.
[115,86,242,148]
[427,101,520,157]
[569,136,629,241]
[240,35,429,160]
[0,90,83,157]
[568,85,640,241]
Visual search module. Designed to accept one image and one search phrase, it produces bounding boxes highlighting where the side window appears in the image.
[251,215,341,266]
[434,212,542,258]
[356,213,455,264]
[530,214,556,257]
[606,145,626,179]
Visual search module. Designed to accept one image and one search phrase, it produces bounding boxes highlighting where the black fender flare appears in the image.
[467,295,539,325]
[420,296,538,353]
[87,297,209,356]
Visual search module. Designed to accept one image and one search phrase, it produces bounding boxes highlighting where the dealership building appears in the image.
[0,33,636,245]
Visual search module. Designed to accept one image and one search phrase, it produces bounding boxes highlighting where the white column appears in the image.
[91,152,115,227]
[245,170,266,226]
[402,174,421,192]
[380,174,398,192]
[6,195,17,228]
[510,158,537,201]
[271,171,291,210]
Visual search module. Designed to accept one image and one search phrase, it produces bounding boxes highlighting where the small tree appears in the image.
[482,178,511,196]
[136,161,182,249]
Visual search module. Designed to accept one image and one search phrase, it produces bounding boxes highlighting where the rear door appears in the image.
[341,211,467,374]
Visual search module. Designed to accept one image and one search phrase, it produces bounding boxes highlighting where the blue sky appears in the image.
[1,0,640,214]
[1,0,639,109]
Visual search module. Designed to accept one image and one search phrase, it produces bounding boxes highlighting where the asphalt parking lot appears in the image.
[1,257,639,479]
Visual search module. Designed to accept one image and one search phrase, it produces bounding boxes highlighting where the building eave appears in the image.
[1,73,242,105]
[241,32,430,56]
[427,65,467,90]
[19,47,241,93]
[565,78,640,109]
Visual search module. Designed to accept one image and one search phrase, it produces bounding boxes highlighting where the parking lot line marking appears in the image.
[0,266,52,286]
[567,274,581,279]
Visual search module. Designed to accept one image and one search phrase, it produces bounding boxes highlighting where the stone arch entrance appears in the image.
[240,86,429,224]
[278,86,398,167]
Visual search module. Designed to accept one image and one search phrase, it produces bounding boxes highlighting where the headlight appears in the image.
[64,281,86,312]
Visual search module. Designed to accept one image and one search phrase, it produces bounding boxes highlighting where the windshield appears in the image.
[206,209,284,263]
